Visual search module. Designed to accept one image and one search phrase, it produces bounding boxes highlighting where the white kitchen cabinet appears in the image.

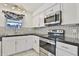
[2,36,34,56]
[33,13,45,27]
[56,48,75,56]
[15,36,33,53]
[56,41,78,56]
[33,15,40,27]
[33,4,61,27]
[39,13,45,27]
[24,36,34,50]
[2,37,15,56]
[76,4,79,22]
[33,36,39,53]
[15,36,27,53]
[61,3,77,25]
[45,3,61,16]
[0,42,1,56]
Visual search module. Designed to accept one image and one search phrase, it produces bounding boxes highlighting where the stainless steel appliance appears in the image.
[44,11,62,25]
[40,29,65,56]
[40,40,56,55]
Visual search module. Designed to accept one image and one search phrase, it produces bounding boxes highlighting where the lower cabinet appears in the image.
[0,42,1,56]
[2,37,15,56]
[2,36,34,56]
[15,36,28,53]
[32,36,39,53]
[56,48,75,56]
[24,36,34,50]
[2,35,40,56]
[56,41,78,56]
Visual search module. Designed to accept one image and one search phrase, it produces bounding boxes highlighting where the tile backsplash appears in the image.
[0,24,79,43]
[34,24,79,43]
[0,27,35,36]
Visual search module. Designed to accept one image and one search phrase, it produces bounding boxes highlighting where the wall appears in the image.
[0,4,33,28]
[0,4,34,35]
[33,24,79,43]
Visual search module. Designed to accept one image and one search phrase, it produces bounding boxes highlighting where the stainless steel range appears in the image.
[40,29,65,56]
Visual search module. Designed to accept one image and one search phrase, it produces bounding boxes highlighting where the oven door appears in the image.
[40,40,56,55]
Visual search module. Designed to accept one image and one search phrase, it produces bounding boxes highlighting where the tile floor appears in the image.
[13,49,39,56]
[12,49,47,56]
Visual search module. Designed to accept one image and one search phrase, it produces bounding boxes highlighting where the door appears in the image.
[56,48,74,56]
[15,36,33,53]
[39,13,45,27]
[0,42,1,56]
[24,36,34,50]
[15,36,26,53]
[2,37,15,56]
[33,36,39,53]
[61,3,77,25]
[33,15,40,27]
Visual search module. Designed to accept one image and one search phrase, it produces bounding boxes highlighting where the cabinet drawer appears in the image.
[56,42,78,55]
[0,42,1,56]
[56,48,75,56]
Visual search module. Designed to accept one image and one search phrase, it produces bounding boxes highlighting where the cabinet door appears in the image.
[56,48,74,56]
[24,36,34,50]
[0,42,1,56]
[15,36,26,53]
[2,37,15,56]
[62,3,77,25]
[15,36,33,53]
[39,13,45,27]
[56,41,78,56]
[33,15,40,27]
[53,3,61,12]
[76,4,79,22]
[33,36,39,53]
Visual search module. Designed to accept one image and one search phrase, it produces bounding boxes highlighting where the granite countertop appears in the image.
[57,37,79,46]
[2,33,55,40]
[0,33,79,46]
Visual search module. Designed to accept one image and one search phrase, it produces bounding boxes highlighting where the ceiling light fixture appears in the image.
[22,10,25,13]
[18,8,21,11]
[12,6,15,10]
[4,4,8,6]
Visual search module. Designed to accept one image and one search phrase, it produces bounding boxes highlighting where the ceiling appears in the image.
[16,3,45,13]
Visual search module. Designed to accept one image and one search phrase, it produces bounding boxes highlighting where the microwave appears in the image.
[44,11,62,25]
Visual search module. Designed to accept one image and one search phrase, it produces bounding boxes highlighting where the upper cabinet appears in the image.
[32,3,79,27]
[76,4,79,22]
[61,3,77,25]
[32,13,45,27]
[32,15,40,27]
[32,3,61,27]
[39,13,45,27]
[45,3,61,16]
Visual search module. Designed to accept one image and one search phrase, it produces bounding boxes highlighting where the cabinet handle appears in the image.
[61,46,69,49]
